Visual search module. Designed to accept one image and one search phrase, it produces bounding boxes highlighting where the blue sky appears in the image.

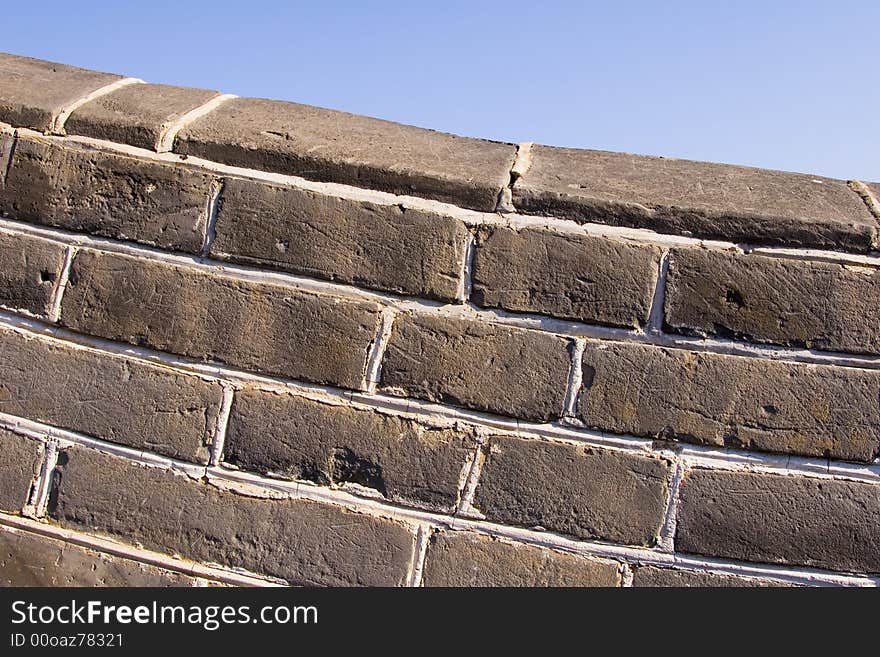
[4,1,878,180]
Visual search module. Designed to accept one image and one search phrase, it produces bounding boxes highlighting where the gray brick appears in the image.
[676,468,880,573]
[0,325,222,463]
[175,97,517,211]
[422,531,621,586]
[224,389,476,511]
[66,83,219,150]
[632,566,788,587]
[212,177,468,301]
[666,248,880,355]
[51,446,415,586]
[0,526,196,586]
[379,314,571,421]
[576,340,880,462]
[0,232,67,317]
[0,53,121,132]
[471,226,660,327]
[61,250,380,390]
[0,429,42,513]
[0,135,213,253]
[473,434,670,546]
[513,145,878,253]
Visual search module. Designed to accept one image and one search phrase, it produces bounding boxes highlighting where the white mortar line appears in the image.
[749,246,880,269]
[646,249,670,333]
[2,312,879,483]
[849,180,880,220]
[0,513,283,587]
[510,142,534,180]
[209,385,235,467]
[406,525,432,587]
[363,308,396,393]
[619,562,635,587]
[201,178,224,256]
[656,459,686,552]
[46,245,76,323]
[21,438,50,518]
[455,434,489,519]
[156,93,237,153]
[456,231,477,302]
[31,440,59,519]
[7,123,878,265]
[49,78,144,135]
[562,338,586,418]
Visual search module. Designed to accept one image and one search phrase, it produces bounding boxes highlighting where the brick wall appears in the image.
[0,52,879,587]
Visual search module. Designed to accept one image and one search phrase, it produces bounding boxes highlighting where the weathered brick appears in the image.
[65,83,219,151]
[224,389,476,510]
[676,468,880,573]
[174,97,517,212]
[0,326,221,463]
[61,250,380,390]
[576,340,880,462]
[0,429,42,512]
[473,434,670,546]
[632,566,787,587]
[471,226,660,327]
[0,53,121,132]
[0,232,66,317]
[422,531,621,586]
[666,248,880,356]
[211,177,468,301]
[51,446,415,586]
[513,145,878,253]
[379,314,571,421]
[0,135,213,253]
[0,527,196,586]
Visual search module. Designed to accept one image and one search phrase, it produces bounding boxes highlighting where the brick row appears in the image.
[631,566,788,587]
[0,325,223,463]
[50,446,416,586]
[512,145,878,253]
[676,468,880,573]
[60,250,380,390]
[0,526,199,587]
[223,389,477,511]
[665,247,880,356]
[576,339,880,462]
[0,429,42,513]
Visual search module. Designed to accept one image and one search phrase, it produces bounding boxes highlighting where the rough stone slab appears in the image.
[175,97,517,211]
[666,248,880,356]
[421,531,621,586]
[471,226,660,327]
[632,566,787,587]
[61,250,380,390]
[51,446,415,586]
[473,434,670,546]
[379,314,571,421]
[0,53,121,132]
[65,83,219,150]
[513,145,878,253]
[0,526,196,586]
[212,177,468,301]
[576,340,880,462]
[0,326,221,463]
[0,429,42,513]
[0,231,67,317]
[223,389,477,511]
[0,135,213,253]
[676,468,880,573]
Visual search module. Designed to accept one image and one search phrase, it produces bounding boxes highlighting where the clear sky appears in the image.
[4,1,878,180]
